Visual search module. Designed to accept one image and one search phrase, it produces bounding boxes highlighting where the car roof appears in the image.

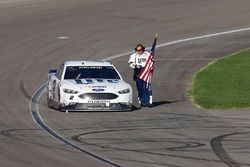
[64,60,113,67]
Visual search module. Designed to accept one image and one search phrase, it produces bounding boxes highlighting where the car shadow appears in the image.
[59,101,179,113]
[61,105,139,113]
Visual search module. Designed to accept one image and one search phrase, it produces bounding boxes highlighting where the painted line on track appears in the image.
[102,27,250,61]
[29,27,250,167]
[57,36,69,40]
[111,58,215,61]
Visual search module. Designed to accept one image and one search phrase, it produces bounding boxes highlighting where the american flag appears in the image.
[138,34,157,83]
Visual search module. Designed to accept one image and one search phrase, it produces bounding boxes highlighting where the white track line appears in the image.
[111,58,215,61]
[56,36,69,40]
[102,27,250,61]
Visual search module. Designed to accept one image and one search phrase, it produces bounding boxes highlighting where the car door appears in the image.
[52,64,64,103]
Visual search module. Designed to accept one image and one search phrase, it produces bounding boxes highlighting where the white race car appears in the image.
[46,61,132,111]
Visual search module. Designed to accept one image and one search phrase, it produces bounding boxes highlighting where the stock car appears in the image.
[46,61,132,111]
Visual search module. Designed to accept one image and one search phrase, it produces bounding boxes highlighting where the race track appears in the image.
[1,0,250,167]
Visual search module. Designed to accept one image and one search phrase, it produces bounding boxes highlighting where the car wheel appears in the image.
[47,97,53,109]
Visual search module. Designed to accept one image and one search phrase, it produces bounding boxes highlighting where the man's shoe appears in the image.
[147,104,154,107]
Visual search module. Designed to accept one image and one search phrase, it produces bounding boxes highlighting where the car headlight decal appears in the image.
[63,88,78,94]
[118,88,130,94]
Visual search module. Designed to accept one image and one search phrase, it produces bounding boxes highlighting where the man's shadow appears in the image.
[131,100,178,111]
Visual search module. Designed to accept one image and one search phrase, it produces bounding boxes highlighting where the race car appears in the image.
[46,61,132,111]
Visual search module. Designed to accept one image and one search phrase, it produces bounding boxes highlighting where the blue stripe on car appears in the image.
[96,79,104,82]
[86,79,93,83]
[75,80,83,84]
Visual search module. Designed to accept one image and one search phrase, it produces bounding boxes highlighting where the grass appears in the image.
[189,48,250,109]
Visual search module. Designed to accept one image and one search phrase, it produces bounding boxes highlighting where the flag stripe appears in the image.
[143,63,153,82]
[138,54,153,79]
[138,54,153,78]
[141,60,153,81]
[138,35,157,83]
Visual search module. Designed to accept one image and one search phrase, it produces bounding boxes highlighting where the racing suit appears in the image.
[128,51,152,106]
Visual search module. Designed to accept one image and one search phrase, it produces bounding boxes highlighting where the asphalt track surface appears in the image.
[1,0,250,167]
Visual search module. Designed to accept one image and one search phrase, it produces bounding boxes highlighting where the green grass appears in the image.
[189,48,250,109]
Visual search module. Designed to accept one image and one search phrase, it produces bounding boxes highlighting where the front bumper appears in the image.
[60,102,132,111]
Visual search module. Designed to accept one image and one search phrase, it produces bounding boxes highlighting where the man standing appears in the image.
[128,44,151,107]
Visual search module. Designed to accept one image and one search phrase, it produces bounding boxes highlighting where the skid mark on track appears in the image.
[20,81,31,100]
[0,128,76,153]
[72,128,221,163]
[211,132,250,167]
[30,84,123,167]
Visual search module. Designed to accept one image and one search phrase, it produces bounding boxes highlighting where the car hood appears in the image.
[61,79,130,92]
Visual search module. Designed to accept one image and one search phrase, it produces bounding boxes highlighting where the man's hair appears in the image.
[135,44,145,52]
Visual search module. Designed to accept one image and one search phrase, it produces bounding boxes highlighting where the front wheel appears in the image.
[47,97,53,108]
[47,96,61,110]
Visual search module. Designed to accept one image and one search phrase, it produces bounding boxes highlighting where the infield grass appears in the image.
[189,48,250,109]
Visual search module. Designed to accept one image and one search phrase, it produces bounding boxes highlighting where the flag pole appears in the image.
[148,33,157,105]
[150,33,157,77]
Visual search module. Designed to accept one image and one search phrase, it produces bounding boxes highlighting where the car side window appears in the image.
[56,64,64,80]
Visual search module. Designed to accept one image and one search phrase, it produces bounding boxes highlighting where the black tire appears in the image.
[47,98,53,109]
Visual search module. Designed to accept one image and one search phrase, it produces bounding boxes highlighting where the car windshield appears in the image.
[64,66,121,80]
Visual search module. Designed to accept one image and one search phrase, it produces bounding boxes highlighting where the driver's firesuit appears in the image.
[128,44,152,107]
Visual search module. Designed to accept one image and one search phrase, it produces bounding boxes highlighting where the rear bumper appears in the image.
[61,102,132,111]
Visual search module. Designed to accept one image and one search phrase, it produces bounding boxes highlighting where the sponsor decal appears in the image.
[92,88,105,92]
[105,102,110,107]
[88,100,110,103]
[92,85,107,88]
[79,66,103,69]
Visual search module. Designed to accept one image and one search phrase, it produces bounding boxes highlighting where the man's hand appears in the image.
[136,65,142,69]
[129,62,135,69]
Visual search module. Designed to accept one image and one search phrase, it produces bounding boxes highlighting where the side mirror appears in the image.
[48,69,57,74]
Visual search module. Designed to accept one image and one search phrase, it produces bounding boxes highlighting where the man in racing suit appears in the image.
[128,44,152,107]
